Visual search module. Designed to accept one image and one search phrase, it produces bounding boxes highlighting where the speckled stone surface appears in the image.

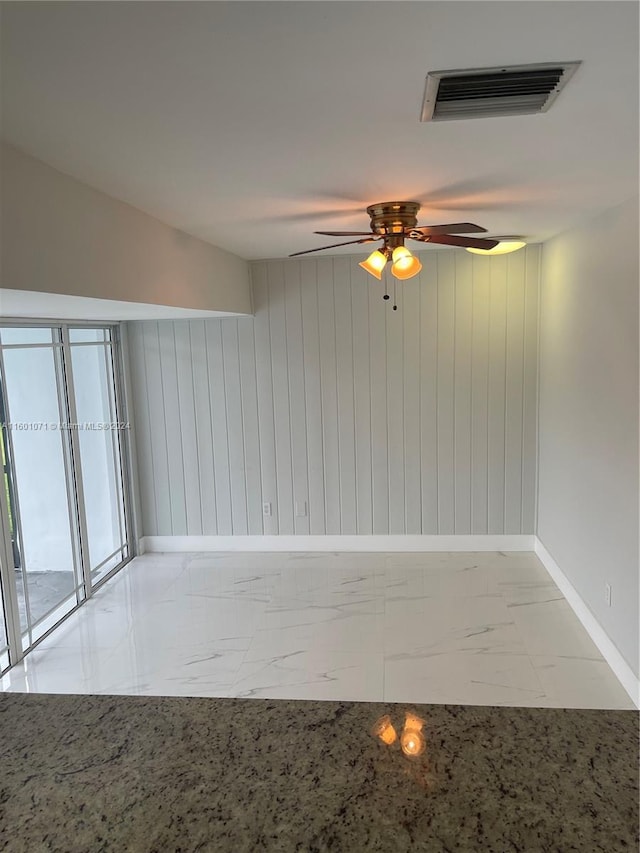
[1,694,637,852]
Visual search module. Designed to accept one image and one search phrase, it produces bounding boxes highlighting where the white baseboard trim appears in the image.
[534,537,640,709]
[140,534,535,554]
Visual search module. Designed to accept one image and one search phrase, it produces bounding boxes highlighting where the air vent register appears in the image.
[420,62,581,121]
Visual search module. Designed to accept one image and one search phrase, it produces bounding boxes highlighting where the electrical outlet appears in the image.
[295,500,307,517]
[605,583,612,607]
[262,502,272,517]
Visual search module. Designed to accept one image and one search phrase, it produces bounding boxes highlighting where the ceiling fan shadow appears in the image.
[304,190,370,204]
[416,178,548,212]
[420,198,520,212]
[253,208,363,226]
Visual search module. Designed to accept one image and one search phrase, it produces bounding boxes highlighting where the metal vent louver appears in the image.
[420,62,581,121]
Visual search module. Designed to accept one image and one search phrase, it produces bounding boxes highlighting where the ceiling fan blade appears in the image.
[415,234,499,250]
[411,222,488,236]
[289,237,379,257]
[314,231,375,237]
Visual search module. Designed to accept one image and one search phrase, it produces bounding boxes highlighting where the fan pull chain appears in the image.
[380,265,400,311]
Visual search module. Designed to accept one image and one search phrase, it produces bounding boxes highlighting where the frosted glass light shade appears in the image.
[391,246,411,261]
[466,240,526,256]
[359,249,388,279]
[391,246,422,280]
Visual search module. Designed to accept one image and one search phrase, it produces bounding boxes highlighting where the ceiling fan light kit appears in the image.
[358,245,424,281]
[290,201,507,308]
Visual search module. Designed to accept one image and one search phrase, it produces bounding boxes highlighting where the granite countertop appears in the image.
[0,693,637,852]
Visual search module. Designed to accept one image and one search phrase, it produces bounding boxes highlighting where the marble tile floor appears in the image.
[0,551,634,709]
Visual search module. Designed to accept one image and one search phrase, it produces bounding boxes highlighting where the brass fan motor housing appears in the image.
[366,201,421,237]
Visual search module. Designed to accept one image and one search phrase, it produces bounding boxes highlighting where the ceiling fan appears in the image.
[289,201,500,282]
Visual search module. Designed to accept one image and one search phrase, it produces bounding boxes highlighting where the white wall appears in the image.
[0,144,252,316]
[537,196,639,677]
[127,247,540,536]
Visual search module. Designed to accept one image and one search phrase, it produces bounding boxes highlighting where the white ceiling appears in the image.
[1,2,638,260]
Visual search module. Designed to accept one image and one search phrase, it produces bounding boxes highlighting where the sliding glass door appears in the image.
[68,328,129,585]
[1,396,17,672]
[0,579,9,673]
[0,324,132,669]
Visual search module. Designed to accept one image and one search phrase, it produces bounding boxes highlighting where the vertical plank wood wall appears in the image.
[128,246,540,536]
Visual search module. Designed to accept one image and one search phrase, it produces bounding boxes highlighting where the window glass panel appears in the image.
[0,327,53,346]
[1,427,15,656]
[1,347,77,631]
[68,328,109,343]
[0,577,8,654]
[92,549,124,585]
[70,344,126,573]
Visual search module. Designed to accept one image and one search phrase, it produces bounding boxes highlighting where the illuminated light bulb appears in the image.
[372,715,397,746]
[400,728,425,758]
[359,249,388,279]
[466,240,526,256]
[391,246,411,261]
[391,246,422,280]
